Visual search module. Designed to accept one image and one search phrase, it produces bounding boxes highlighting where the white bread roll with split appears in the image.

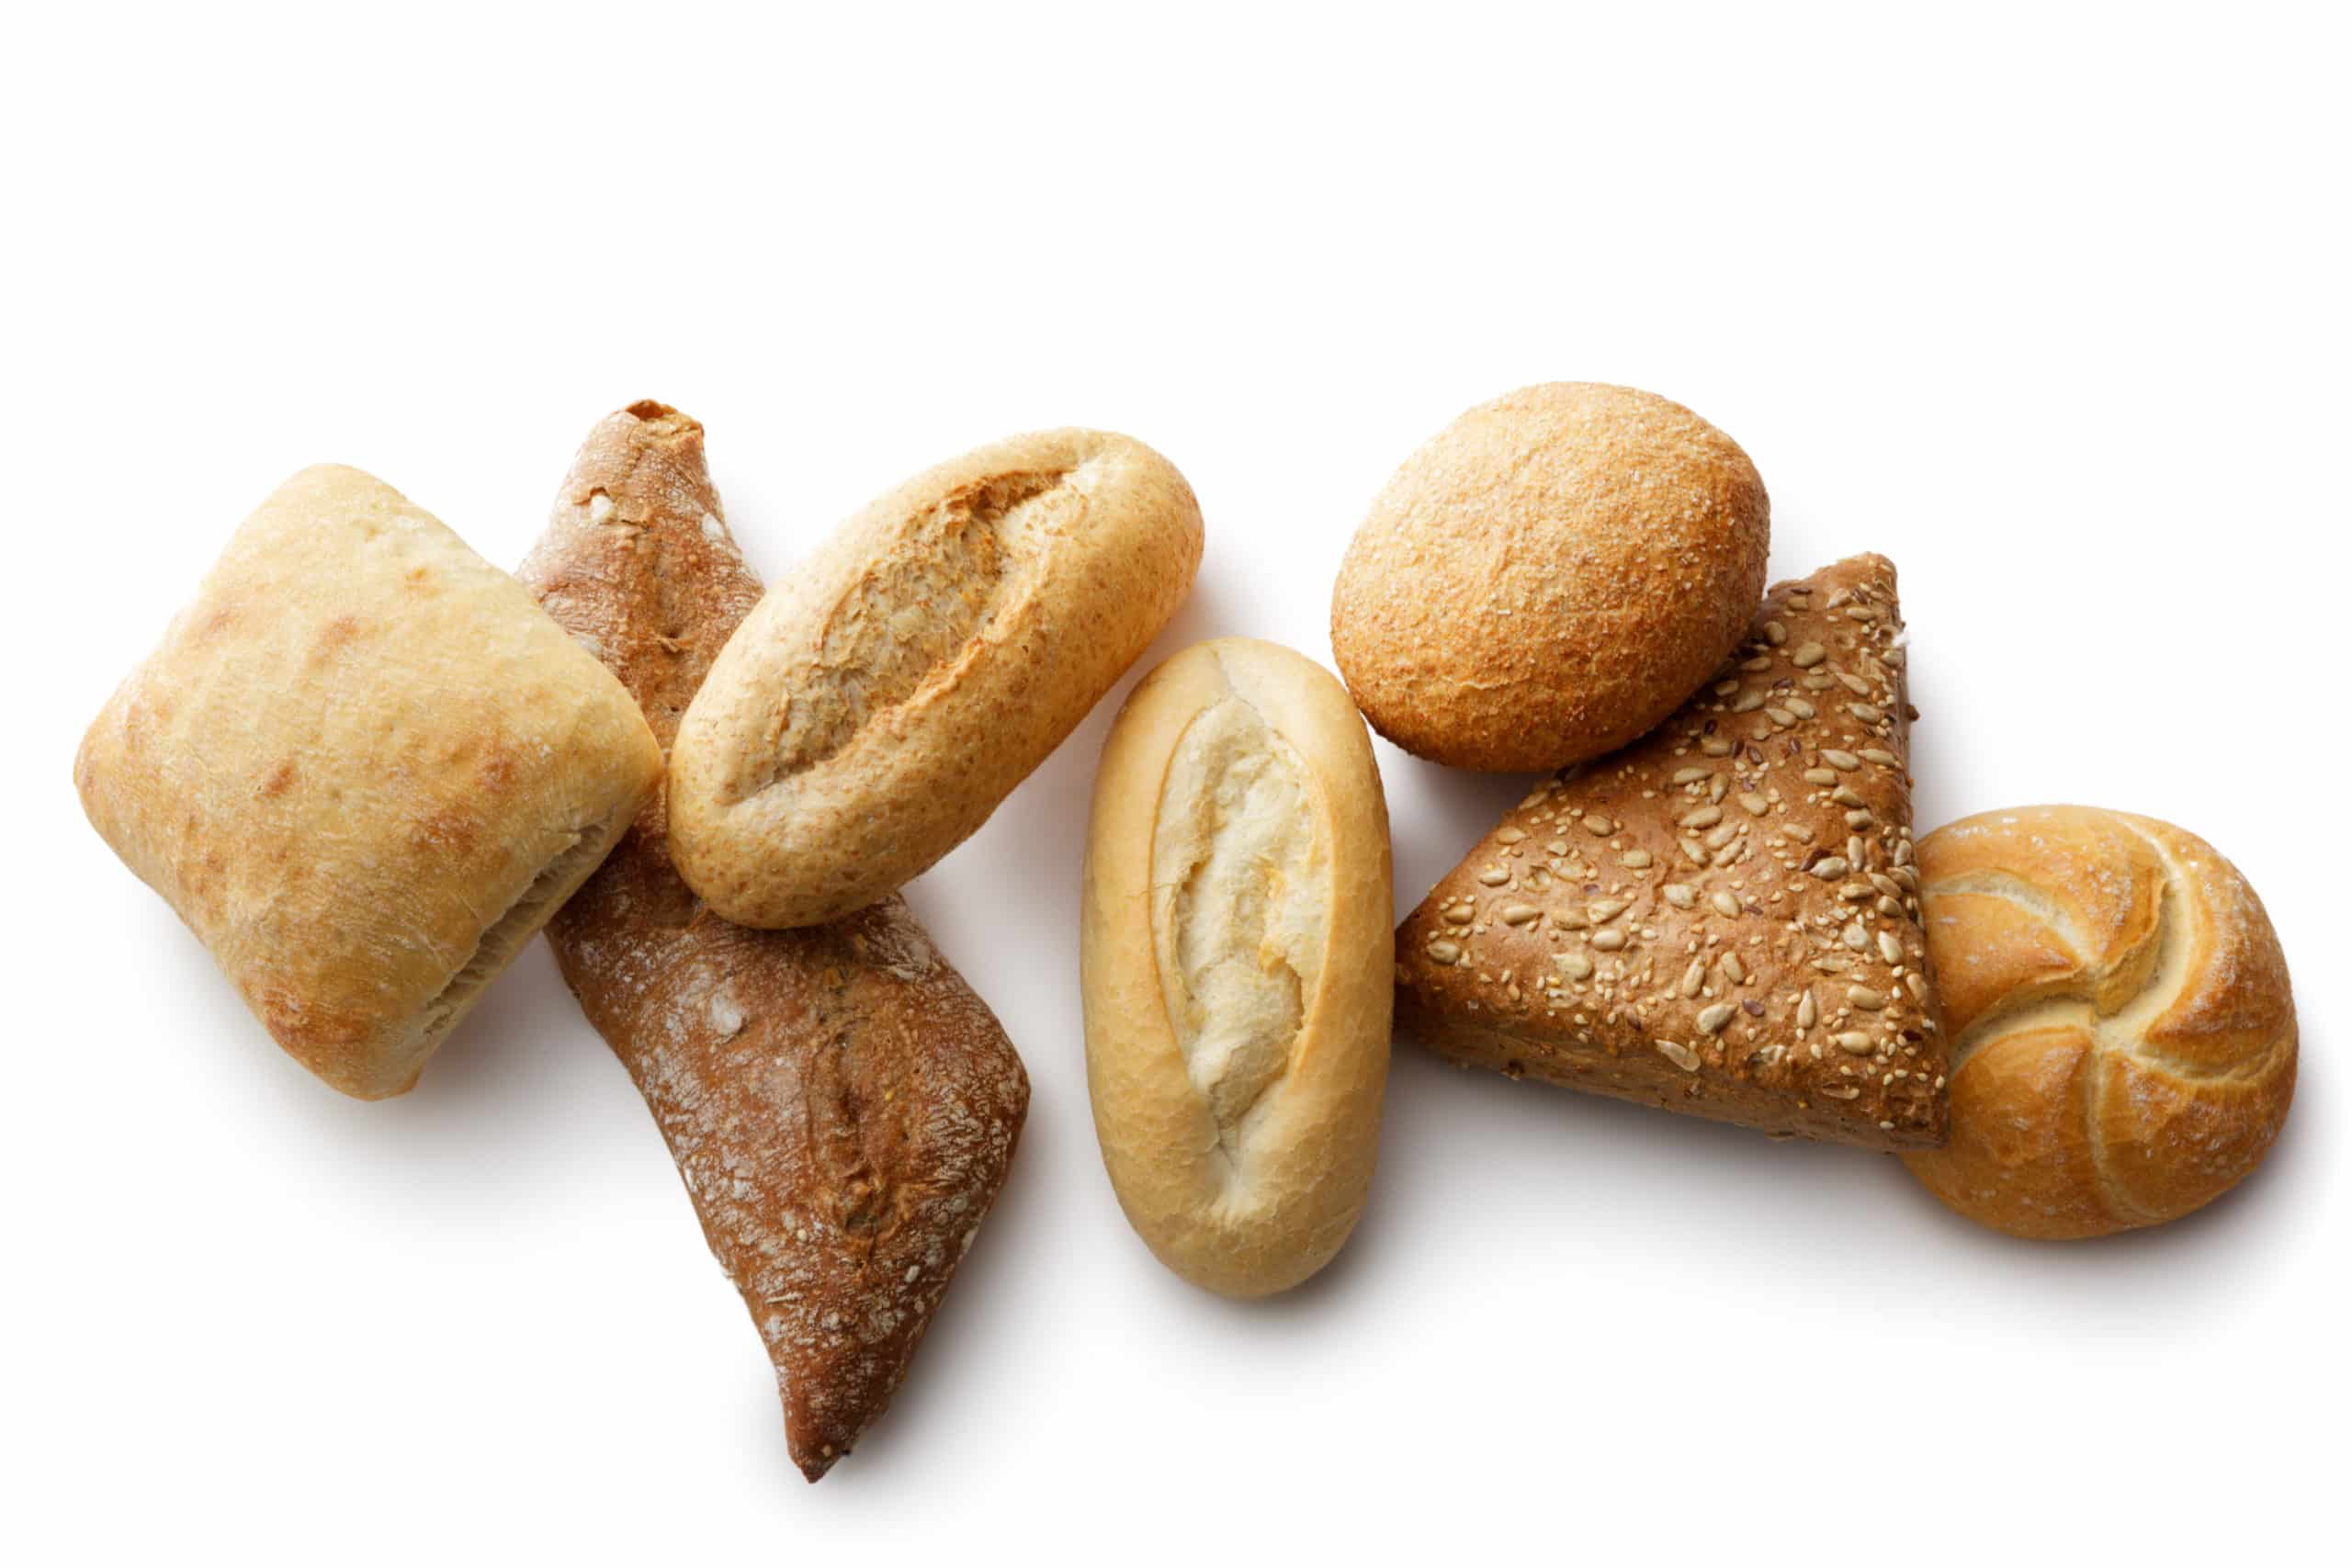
[1080,637,1392,1297]
[668,428,1203,929]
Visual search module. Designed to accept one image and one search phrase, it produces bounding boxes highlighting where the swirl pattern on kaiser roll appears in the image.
[1903,806,2297,1240]
[1081,638,1393,1298]
[669,429,1204,929]
[1331,383,1770,773]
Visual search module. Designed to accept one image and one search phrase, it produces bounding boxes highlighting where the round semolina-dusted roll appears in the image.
[1903,806,2297,1240]
[1080,637,1393,1297]
[1329,382,1770,773]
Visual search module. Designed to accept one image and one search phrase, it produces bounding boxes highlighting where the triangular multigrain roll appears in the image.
[519,402,1029,1481]
[1395,555,1947,1150]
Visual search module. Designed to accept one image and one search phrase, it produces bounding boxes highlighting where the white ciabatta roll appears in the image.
[1080,638,1393,1297]
[669,428,1203,929]
[1903,806,2297,1240]
[75,465,661,1099]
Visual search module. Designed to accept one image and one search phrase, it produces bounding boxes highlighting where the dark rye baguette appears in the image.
[519,401,1029,1481]
[1395,555,1948,1151]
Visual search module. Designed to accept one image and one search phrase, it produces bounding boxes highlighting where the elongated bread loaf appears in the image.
[76,465,661,1098]
[1080,638,1392,1297]
[519,402,1029,1481]
[669,428,1204,928]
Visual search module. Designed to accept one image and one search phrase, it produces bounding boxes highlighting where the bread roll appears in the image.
[669,428,1204,928]
[521,403,1028,1481]
[75,465,662,1098]
[1395,556,1947,1149]
[1331,382,1769,772]
[1902,807,2296,1239]
[1080,638,1392,1297]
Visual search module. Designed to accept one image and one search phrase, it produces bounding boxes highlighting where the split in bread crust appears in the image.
[1902,806,2296,1239]
[1395,555,1948,1150]
[1082,637,1392,1298]
[521,403,1029,1479]
[668,427,1204,928]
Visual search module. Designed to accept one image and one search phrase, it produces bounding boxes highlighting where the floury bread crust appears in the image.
[520,403,1029,1481]
[1395,556,1947,1151]
[1331,382,1770,773]
[668,427,1204,928]
[74,465,662,1099]
[1902,807,2296,1239]
[1081,638,1392,1297]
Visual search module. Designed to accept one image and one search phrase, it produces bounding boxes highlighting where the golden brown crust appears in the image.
[1395,555,1947,1150]
[1080,638,1392,1297]
[1330,382,1769,772]
[668,428,1204,928]
[1901,806,2296,1239]
[74,464,661,1098]
[519,404,1029,1480]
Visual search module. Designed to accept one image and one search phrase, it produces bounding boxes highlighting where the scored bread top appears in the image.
[1081,637,1392,1298]
[1902,806,2296,1237]
[668,427,1204,928]
[1395,554,1947,1150]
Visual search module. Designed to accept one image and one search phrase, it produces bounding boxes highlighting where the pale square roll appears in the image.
[75,464,662,1098]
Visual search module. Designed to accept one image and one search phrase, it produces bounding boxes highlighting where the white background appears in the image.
[6,5,2345,1562]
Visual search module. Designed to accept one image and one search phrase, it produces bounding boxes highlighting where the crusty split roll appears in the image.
[1080,637,1393,1297]
[669,427,1204,929]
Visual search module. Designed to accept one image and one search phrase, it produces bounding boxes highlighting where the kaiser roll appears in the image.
[1903,806,2297,1240]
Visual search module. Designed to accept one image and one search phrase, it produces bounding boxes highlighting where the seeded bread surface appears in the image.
[1395,554,1946,1150]
[1330,382,1769,772]
[521,403,1030,1480]
[1902,806,2295,1239]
